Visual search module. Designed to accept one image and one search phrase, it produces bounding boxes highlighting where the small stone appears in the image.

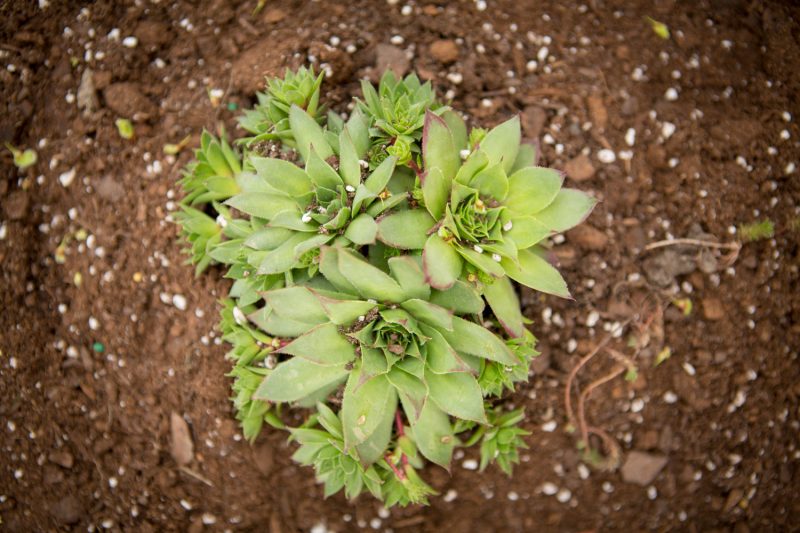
[568,225,608,250]
[462,459,478,470]
[77,68,98,115]
[375,44,409,78]
[170,412,194,466]
[263,8,287,23]
[556,488,572,503]
[564,154,595,181]
[521,106,547,139]
[443,489,458,502]
[597,149,616,163]
[621,451,668,486]
[3,189,29,220]
[59,168,76,187]
[429,40,459,64]
[702,298,725,321]
[541,482,558,495]
[48,451,74,469]
[50,495,83,525]
[172,294,187,311]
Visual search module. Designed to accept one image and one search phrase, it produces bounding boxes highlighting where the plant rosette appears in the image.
[177,68,595,507]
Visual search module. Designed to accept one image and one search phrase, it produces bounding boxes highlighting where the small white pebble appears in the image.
[537,46,549,62]
[602,481,614,493]
[179,499,192,511]
[631,398,644,413]
[172,294,187,311]
[526,60,538,72]
[556,488,572,503]
[201,513,217,525]
[625,128,636,147]
[586,310,600,328]
[462,459,479,470]
[661,121,676,139]
[779,129,790,140]
[400,4,412,15]
[682,362,696,376]
[443,489,458,502]
[782,111,792,122]
[541,420,557,432]
[647,486,658,500]
[390,35,404,45]
[541,482,558,495]
[370,518,382,529]
[476,0,487,11]
[663,391,678,404]
[88,316,99,331]
[577,464,590,480]
[785,162,796,175]
[597,149,616,163]
[665,87,679,101]
[122,36,138,48]
[446,72,463,85]
[507,491,519,501]
[59,168,76,187]
[108,477,118,488]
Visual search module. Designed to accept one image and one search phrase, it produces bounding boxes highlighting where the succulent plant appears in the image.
[238,66,325,146]
[177,66,596,507]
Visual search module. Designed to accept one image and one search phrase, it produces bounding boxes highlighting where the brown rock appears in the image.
[375,44,409,78]
[231,39,286,94]
[103,83,157,122]
[50,495,83,525]
[645,144,668,170]
[93,70,112,90]
[723,488,744,513]
[553,245,577,268]
[263,8,287,23]
[568,225,608,250]
[429,39,459,64]
[620,451,668,486]
[638,430,659,450]
[170,412,194,466]
[586,94,607,130]
[48,451,74,469]
[521,106,546,140]
[3,189,29,220]
[564,154,595,182]
[702,297,725,321]
[253,443,274,475]
[95,175,126,202]
[134,20,171,50]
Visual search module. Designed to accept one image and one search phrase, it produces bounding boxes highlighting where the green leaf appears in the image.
[6,144,37,169]
[337,249,406,303]
[411,400,454,469]
[483,276,525,338]
[251,156,313,197]
[249,307,316,337]
[319,247,358,295]
[257,232,312,274]
[254,358,348,403]
[423,111,459,181]
[268,210,317,232]
[387,367,428,422]
[505,166,563,214]
[245,227,293,250]
[426,370,486,423]
[430,281,485,315]
[440,317,517,365]
[376,209,435,250]
[502,247,570,298]
[441,109,468,151]
[344,213,378,244]
[364,156,397,194]
[263,287,328,323]
[421,166,450,220]
[388,256,430,301]
[400,299,453,331]
[289,104,333,161]
[509,142,538,174]
[115,118,134,140]
[479,116,520,174]
[225,192,298,220]
[305,146,343,190]
[421,325,471,374]
[505,216,551,250]
[314,292,377,325]
[469,163,508,201]
[456,246,505,278]
[422,234,463,290]
[338,130,361,188]
[342,371,397,450]
[532,188,597,232]
[277,323,356,365]
[355,400,395,466]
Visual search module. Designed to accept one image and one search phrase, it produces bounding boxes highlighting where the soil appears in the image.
[2,0,799,531]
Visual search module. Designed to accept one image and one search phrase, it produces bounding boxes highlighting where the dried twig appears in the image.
[644,237,741,252]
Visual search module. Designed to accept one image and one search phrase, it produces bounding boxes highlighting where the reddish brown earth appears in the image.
[2,1,799,531]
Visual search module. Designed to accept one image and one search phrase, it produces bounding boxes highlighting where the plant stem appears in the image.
[644,237,741,252]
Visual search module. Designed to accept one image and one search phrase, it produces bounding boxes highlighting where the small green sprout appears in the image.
[5,144,37,170]
[645,16,670,39]
[738,219,774,242]
[654,346,672,366]
[115,118,134,140]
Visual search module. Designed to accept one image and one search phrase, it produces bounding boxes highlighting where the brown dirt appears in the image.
[2,1,799,531]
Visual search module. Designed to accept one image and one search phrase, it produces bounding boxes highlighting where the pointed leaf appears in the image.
[251,156,313,197]
[479,115,520,173]
[314,292,377,325]
[430,281,485,314]
[401,299,453,331]
[338,130,361,188]
[319,247,358,295]
[421,166,449,220]
[388,256,430,301]
[249,307,319,337]
[420,325,471,374]
[509,142,539,174]
[289,104,332,161]
[426,370,486,423]
[376,209,435,250]
[469,163,508,201]
[344,213,378,244]
[338,249,406,303]
[532,188,597,232]
[342,372,397,450]
[257,232,312,274]
[505,166,563,214]
[305,146,343,190]
[364,155,397,194]
[502,247,570,298]
[456,246,505,278]
[422,234,463,289]
[263,287,327,323]
[411,400,454,469]
[483,276,525,338]
[505,215,551,250]
[441,109,468,151]
[387,367,428,422]
[254,358,348,403]
[225,192,297,220]
[276,323,356,365]
[440,317,517,365]
[423,111,459,181]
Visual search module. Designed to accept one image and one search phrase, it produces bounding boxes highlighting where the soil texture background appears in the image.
[1,0,799,531]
